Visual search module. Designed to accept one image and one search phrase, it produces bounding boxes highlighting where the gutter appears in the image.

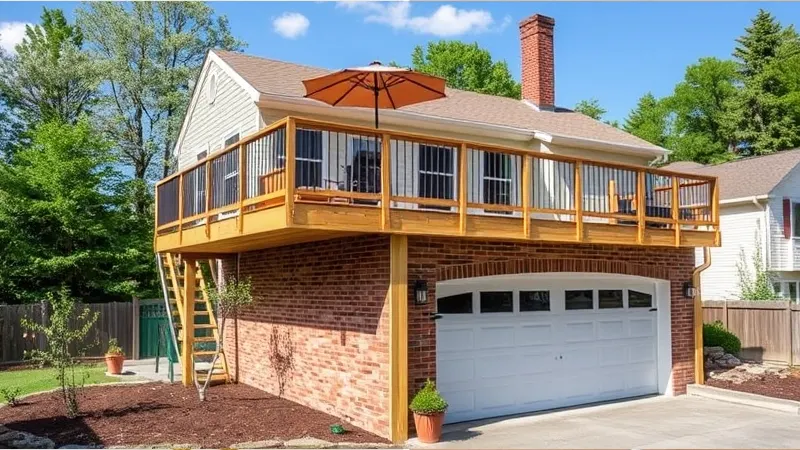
[693,247,712,385]
[719,194,769,206]
[534,131,667,159]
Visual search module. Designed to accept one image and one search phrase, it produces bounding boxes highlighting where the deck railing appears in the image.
[155,116,719,246]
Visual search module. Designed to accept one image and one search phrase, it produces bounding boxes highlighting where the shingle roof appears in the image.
[213,50,664,152]
[663,149,800,201]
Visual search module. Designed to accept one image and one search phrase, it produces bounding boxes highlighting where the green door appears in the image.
[139,302,177,360]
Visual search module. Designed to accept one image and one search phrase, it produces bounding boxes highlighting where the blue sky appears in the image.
[1,2,799,122]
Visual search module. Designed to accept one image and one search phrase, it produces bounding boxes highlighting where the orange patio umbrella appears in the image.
[302,61,447,129]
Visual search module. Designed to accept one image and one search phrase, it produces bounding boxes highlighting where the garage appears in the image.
[435,273,672,424]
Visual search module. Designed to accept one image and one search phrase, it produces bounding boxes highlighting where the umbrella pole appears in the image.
[374,73,379,129]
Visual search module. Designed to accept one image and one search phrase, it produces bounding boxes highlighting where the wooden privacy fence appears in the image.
[703,300,800,366]
[0,301,135,364]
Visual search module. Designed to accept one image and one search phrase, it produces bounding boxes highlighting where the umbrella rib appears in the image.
[305,71,359,97]
[395,74,446,96]
[331,73,370,107]
[381,73,397,109]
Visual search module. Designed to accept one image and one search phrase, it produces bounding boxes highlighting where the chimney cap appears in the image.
[519,14,555,29]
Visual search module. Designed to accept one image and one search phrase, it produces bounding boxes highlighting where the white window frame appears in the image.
[294,129,328,189]
[416,143,457,211]
[479,151,517,216]
[774,280,799,302]
[792,201,800,239]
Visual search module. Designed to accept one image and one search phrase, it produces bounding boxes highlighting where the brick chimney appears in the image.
[519,14,555,109]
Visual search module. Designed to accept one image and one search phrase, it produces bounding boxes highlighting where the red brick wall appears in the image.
[519,14,555,108]
[222,235,391,437]
[406,236,697,402]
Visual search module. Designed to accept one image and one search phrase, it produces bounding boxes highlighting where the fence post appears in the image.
[132,297,140,360]
[722,300,728,328]
[787,302,793,366]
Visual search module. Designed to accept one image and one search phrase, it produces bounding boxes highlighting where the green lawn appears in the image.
[0,364,119,399]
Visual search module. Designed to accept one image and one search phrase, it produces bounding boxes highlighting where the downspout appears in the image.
[693,247,712,385]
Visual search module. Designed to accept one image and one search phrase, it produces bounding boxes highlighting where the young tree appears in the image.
[736,233,775,301]
[0,8,99,127]
[199,276,253,400]
[573,98,606,120]
[22,288,99,418]
[410,40,520,99]
[77,2,245,212]
[0,119,151,303]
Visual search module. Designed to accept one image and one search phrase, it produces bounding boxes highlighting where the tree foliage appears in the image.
[410,40,520,99]
[0,120,153,303]
[624,93,670,149]
[736,232,776,301]
[0,8,99,128]
[573,99,606,120]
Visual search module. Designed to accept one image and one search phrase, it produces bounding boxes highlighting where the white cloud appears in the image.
[272,12,310,39]
[0,22,30,54]
[338,0,498,37]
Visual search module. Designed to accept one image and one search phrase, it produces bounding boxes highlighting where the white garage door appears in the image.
[436,274,660,424]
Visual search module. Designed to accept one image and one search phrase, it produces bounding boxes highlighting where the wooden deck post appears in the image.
[574,161,583,242]
[607,180,618,225]
[381,133,391,230]
[389,235,408,443]
[522,156,531,238]
[459,144,468,235]
[285,118,297,227]
[205,161,212,238]
[238,143,246,233]
[178,174,184,245]
[636,170,646,244]
[672,176,681,246]
[181,258,196,387]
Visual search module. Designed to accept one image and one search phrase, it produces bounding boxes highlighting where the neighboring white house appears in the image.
[666,150,800,301]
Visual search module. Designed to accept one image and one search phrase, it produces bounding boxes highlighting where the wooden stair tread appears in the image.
[193,336,217,343]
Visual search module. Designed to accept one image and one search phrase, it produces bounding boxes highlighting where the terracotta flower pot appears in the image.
[105,354,125,375]
[413,412,444,443]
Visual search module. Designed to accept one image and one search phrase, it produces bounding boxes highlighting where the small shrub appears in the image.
[106,338,124,356]
[0,387,21,406]
[410,379,448,415]
[703,320,741,355]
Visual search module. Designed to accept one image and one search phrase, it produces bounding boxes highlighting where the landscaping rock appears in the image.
[3,431,55,449]
[231,440,282,449]
[59,445,101,449]
[336,442,395,449]
[284,437,336,449]
[704,346,725,357]
[703,346,742,370]
[709,362,792,384]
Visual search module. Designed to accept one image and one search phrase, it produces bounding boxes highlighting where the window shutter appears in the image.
[784,198,792,239]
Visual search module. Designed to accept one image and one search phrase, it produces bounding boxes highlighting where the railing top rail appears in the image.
[156,117,289,188]
[156,114,718,188]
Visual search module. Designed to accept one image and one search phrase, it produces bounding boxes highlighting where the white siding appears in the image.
[768,164,800,270]
[696,203,766,300]
[176,60,259,170]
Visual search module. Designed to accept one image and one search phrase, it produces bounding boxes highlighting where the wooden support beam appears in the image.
[285,118,296,227]
[636,170,646,244]
[181,258,197,387]
[381,133,391,230]
[178,174,184,245]
[522,156,531,238]
[672,176,681,246]
[607,180,618,225]
[238,143,246,234]
[459,144,468,235]
[388,235,408,444]
[153,186,159,250]
[574,161,583,242]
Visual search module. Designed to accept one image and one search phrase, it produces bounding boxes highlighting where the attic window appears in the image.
[208,73,217,105]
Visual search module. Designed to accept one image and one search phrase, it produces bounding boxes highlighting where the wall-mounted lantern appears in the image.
[683,281,697,299]
[414,280,428,305]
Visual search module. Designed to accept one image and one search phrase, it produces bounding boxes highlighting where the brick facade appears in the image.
[222,235,392,437]
[224,234,697,440]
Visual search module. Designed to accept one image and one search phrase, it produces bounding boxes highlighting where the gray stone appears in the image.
[59,445,100,449]
[745,365,767,375]
[284,437,336,449]
[336,443,395,449]
[8,432,55,449]
[704,346,725,357]
[0,430,23,444]
[231,440,282,449]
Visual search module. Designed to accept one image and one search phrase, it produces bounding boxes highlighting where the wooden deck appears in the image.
[154,116,720,254]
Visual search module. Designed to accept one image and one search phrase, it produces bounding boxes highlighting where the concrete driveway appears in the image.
[407,396,800,449]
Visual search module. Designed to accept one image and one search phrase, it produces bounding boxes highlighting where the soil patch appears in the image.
[0,383,388,447]
[707,370,800,402]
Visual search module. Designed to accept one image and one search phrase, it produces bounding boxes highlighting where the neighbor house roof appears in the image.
[663,149,800,201]
[212,50,664,154]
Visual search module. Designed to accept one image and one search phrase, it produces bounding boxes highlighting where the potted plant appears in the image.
[104,338,125,375]
[409,379,448,443]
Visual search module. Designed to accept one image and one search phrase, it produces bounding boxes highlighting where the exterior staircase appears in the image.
[156,253,230,386]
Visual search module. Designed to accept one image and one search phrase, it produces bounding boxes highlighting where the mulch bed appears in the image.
[0,383,388,447]
[707,371,800,402]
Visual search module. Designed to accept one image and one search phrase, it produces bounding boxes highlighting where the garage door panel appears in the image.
[438,328,474,352]
[438,358,475,384]
[597,320,625,340]
[516,323,554,346]
[563,321,595,342]
[475,385,518,411]
[627,366,657,390]
[518,377,557,404]
[518,351,557,374]
[599,345,628,366]
[630,343,657,363]
[477,326,515,349]
[442,390,475,416]
[561,347,598,370]
[629,318,655,338]
[476,354,518,379]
